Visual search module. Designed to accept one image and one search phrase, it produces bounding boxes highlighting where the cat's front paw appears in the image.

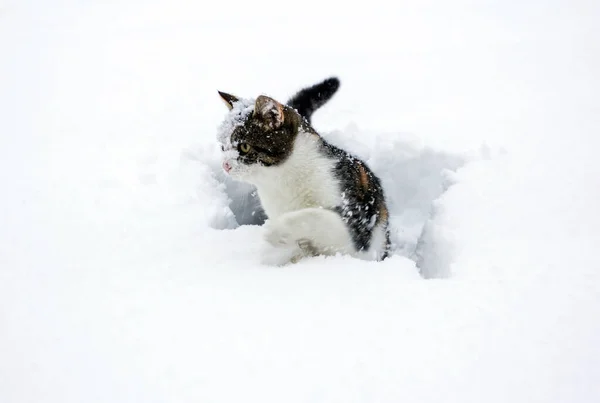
[263,211,314,247]
[261,216,311,266]
[263,219,295,248]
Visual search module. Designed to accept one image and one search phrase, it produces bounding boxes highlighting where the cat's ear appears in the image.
[218,91,240,110]
[254,95,285,129]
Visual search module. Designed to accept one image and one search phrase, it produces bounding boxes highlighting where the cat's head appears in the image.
[216,91,300,182]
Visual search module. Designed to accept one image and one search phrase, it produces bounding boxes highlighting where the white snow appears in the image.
[1,0,600,402]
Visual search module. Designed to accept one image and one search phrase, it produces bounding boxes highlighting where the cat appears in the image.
[216,84,391,265]
[221,77,341,227]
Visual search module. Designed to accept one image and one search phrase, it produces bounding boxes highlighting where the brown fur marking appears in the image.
[357,163,369,192]
[378,204,389,224]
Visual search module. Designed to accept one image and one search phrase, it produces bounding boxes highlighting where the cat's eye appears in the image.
[239,143,251,154]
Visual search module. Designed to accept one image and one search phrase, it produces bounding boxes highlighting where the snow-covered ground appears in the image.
[1,0,599,402]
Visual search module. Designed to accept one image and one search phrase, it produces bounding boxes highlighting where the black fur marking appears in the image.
[218,91,239,109]
[299,122,391,259]
[230,105,299,168]
[287,77,340,123]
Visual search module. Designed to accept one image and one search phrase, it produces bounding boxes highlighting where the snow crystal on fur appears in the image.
[217,98,254,147]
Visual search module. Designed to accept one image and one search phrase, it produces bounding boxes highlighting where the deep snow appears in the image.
[1,0,600,402]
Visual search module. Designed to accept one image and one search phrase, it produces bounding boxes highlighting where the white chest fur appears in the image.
[250,133,341,219]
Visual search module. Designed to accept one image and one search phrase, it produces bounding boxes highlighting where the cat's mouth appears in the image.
[222,161,232,173]
[222,158,248,179]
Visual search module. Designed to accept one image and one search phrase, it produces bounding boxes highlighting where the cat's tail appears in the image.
[287,77,340,123]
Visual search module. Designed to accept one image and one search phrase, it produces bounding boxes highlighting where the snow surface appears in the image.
[1,0,600,402]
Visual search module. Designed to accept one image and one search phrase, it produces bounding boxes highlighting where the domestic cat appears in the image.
[217,87,391,265]
[222,77,341,227]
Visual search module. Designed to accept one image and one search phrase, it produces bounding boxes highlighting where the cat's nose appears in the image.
[222,161,231,173]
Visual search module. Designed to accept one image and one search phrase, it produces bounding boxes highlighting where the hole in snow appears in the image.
[186,125,467,277]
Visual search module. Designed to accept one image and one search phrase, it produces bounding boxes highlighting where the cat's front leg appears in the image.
[260,216,308,266]
[261,208,355,265]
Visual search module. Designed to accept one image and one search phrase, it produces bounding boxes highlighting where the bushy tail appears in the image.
[287,77,340,123]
